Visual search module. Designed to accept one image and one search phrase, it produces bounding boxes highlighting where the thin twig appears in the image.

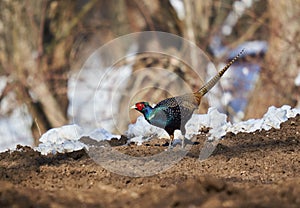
[133,0,156,31]
[56,0,99,42]
[35,118,42,137]
[38,0,48,56]
[227,12,269,50]
[25,0,40,36]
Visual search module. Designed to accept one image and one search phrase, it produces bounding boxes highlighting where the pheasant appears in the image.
[131,49,244,148]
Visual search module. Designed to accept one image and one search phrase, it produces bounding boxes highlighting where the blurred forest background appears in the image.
[0,0,299,146]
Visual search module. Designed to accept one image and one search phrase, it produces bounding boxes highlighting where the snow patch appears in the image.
[184,108,229,141]
[170,0,185,20]
[88,128,120,142]
[126,105,300,143]
[35,124,120,155]
[68,59,132,133]
[222,0,255,36]
[0,76,33,152]
[125,116,169,145]
[0,76,8,94]
[228,105,300,134]
[295,73,300,86]
[34,105,299,155]
[35,124,85,155]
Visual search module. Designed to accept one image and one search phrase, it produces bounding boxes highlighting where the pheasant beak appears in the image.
[130,104,137,110]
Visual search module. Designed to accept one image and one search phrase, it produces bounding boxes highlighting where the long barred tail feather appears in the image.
[197,48,245,96]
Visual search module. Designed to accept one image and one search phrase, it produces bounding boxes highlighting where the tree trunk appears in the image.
[244,0,300,119]
[0,0,97,144]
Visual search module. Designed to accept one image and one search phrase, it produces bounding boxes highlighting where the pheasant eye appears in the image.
[136,103,145,111]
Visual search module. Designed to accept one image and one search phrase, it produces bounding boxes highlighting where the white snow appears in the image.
[189,105,299,143]
[0,76,8,94]
[35,124,85,155]
[227,105,300,134]
[295,73,300,86]
[22,105,300,155]
[0,105,33,152]
[68,52,132,133]
[88,128,121,141]
[242,67,249,76]
[125,108,229,144]
[0,76,33,152]
[233,1,247,16]
[125,116,169,145]
[222,0,255,36]
[242,0,253,8]
[0,101,296,156]
[170,0,185,20]
[35,124,120,155]
[184,108,229,141]
[221,92,233,106]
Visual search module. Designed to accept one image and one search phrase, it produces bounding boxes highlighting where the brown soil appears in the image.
[0,115,299,208]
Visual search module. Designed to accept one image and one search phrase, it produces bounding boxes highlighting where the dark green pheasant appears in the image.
[131,50,244,147]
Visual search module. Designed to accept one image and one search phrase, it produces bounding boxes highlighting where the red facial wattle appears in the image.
[136,103,145,111]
